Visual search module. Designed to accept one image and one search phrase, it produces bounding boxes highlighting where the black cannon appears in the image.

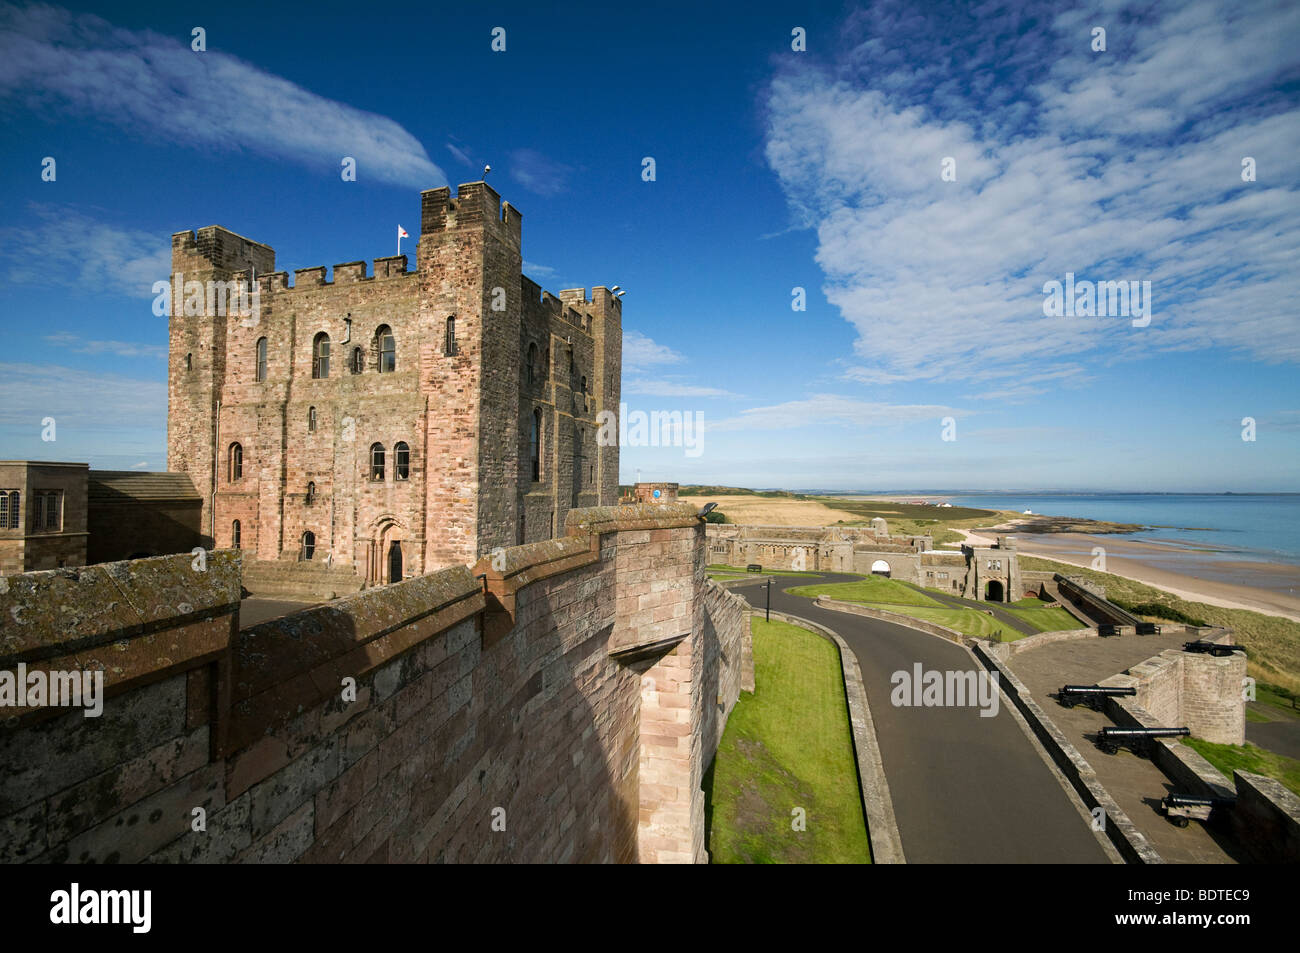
[1182,640,1240,657]
[1096,725,1190,756]
[1136,622,1162,635]
[1159,793,1236,828]
[746,564,762,573]
[1058,685,1138,711]
[1098,623,1121,637]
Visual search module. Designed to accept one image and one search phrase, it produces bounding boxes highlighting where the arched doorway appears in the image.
[388,540,403,584]
[870,559,891,577]
[985,579,1004,602]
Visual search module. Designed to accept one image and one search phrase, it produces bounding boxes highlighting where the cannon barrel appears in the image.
[1061,685,1137,696]
[1162,794,1235,809]
[1182,640,1243,657]
[1099,726,1190,738]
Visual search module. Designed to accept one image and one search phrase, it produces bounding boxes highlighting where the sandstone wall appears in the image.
[0,504,748,864]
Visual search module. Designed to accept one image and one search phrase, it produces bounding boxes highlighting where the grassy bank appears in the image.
[786,575,942,607]
[1182,738,1300,798]
[1019,554,1300,693]
[704,619,871,864]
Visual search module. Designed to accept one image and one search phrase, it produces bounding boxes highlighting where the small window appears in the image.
[0,492,7,528]
[306,481,316,505]
[232,520,241,550]
[312,332,330,379]
[370,443,386,481]
[445,316,457,356]
[5,491,17,529]
[351,346,364,374]
[395,441,410,480]
[42,491,60,531]
[527,342,538,385]
[580,375,587,394]
[376,325,395,373]
[302,530,315,561]
[185,352,192,372]
[255,336,267,381]
[308,406,317,432]
[228,442,243,481]
[530,409,541,482]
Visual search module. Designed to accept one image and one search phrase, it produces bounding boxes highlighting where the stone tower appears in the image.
[167,181,622,587]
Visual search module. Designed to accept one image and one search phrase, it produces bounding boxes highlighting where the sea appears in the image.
[931,493,1300,568]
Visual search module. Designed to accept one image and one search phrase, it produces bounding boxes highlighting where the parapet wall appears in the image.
[1102,644,1246,745]
[0,504,750,864]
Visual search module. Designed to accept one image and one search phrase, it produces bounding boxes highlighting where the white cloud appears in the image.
[622,330,684,373]
[0,3,444,188]
[624,379,739,398]
[0,362,165,430]
[764,0,1300,385]
[0,205,170,299]
[44,330,166,359]
[709,394,968,432]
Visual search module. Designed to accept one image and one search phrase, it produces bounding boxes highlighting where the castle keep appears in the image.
[168,182,621,589]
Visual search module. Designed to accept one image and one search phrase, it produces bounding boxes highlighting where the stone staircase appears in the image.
[241,557,366,602]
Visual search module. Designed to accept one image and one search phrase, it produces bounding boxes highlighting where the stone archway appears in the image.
[366,516,407,586]
[871,559,891,577]
[985,579,1004,602]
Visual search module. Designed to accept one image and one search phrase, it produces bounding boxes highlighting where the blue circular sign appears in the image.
[653,489,661,499]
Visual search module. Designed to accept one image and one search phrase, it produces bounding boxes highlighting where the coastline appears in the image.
[955,528,1300,622]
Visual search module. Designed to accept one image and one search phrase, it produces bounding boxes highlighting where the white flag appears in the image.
[398,225,409,238]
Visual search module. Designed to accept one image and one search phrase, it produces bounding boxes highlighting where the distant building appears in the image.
[623,482,678,505]
[0,462,201,576]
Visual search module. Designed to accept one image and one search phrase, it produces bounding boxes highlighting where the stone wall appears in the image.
[1103,645,1246,745]
[0,504,748,864]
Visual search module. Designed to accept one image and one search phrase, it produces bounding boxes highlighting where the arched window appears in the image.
[581,375,587,394]
[370,443,386,481]
[308,406,317,432]
[302,531,315,561]
[351,346,364,374]
[306,481,316,505]
[312,332,330,378]
[255,336,267,381]
[530,409,541,482]
[232,520,241,550]
[228,443,243,481]
[375,325,395,373]
[527,342,538,385]
[7,491,17,529]
[185,353,192,372]
[394,441,410,481]
[445,316,457,355]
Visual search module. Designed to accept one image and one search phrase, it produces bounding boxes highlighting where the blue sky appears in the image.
[1,0,1297,491]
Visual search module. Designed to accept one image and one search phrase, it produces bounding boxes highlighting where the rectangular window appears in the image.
[33,491,61,532]
[0,492,8,528]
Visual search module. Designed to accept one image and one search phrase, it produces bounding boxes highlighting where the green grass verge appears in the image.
[786,575,943,607]
[703,619,871,864]
[1019,554,1300,693]
[706,564,832,578]
[1000,604,1083,633]
[1181,737,1300,798]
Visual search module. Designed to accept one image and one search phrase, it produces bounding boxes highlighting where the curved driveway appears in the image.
[734,574,1110,863]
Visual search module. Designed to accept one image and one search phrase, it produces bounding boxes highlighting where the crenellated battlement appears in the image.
[419,181,522,246]
[171,225,275,276]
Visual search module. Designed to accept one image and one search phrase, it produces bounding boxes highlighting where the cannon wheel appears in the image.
[1174,816,1189,828]
[1099,742,1118,755]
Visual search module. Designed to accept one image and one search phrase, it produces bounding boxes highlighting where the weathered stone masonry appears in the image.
[168,181,621,588]
[0,504,750,864]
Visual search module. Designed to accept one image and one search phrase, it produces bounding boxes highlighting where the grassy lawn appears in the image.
[1181,737,1300,798]
[1000,604,1082,633]
[706,564,833,578]
[704,619,871,864]
[874,604,1026,641]
[787,575,943,607]
[1018,554,1300,693]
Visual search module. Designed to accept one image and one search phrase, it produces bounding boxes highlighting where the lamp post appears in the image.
[765,577,772,622]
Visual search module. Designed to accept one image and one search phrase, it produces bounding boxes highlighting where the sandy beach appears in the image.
[957,528,1300,622]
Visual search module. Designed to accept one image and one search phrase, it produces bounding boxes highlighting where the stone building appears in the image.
[0,461,89,574]
[705,523,1025,602]
[0,462,202,576]
[167,181,621,590]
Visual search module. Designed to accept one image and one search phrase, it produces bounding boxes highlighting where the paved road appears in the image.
[918,586,1038,637]
[734,574,1110,863]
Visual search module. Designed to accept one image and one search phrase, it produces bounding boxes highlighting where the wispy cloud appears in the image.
[764,0,1300,385]
[44,331,166,359]
[624,379,739,399]
[623,330,685,373]
[709,394,968,432]
[0,2,444,187]
[0,361,165,430]
[523,260,559,281]
[0,205,169,299]
[508,148,573,197]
